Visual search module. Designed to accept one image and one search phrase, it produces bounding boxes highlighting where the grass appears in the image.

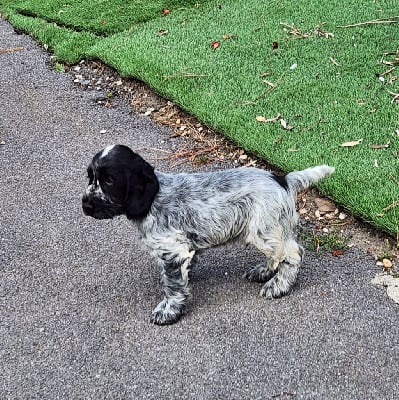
[1,0,399,235]
[299,228,350,253]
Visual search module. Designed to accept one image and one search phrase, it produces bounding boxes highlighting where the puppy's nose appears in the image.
[82,195,93,210]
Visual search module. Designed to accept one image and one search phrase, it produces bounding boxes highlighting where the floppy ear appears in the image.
[124,158,159,220]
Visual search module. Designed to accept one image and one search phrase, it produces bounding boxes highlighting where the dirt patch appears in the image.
[61,58,398,263]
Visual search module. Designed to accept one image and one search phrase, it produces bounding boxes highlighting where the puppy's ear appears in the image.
[125,158,159,220]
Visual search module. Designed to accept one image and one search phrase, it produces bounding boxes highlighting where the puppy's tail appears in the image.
[286,165,335,194]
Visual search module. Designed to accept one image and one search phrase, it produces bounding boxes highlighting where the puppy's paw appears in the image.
[243,264,275,283]
[259,276,290,299]
[150,298,184,325]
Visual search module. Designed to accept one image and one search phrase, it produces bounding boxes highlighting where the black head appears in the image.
[82,145,159,220]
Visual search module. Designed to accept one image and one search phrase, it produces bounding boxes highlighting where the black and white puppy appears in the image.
[82,144,334,325]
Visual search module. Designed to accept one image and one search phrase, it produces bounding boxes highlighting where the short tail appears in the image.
[286,165,335,194]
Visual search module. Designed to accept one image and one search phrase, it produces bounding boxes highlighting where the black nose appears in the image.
[82,195,93,213]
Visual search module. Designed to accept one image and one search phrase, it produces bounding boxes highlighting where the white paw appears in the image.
[150,298,184,325]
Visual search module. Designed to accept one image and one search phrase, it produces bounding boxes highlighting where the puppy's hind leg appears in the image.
[151,250,194,325]
[260,239,304,299]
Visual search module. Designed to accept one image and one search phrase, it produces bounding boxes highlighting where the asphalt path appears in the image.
[1,18,398,400]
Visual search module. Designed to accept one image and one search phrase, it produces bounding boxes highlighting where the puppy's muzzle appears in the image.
[82,194,114,219]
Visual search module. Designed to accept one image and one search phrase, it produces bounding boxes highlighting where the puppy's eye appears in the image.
[103,176,114,186]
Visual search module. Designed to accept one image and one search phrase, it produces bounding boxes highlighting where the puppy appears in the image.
[82,144,334,325]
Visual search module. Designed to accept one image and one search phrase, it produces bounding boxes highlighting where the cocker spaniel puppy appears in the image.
[82,144,334,325]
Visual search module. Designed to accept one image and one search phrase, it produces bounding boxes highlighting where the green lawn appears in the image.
[1,0,399,235]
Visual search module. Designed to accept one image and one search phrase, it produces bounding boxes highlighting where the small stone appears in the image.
[382,258,393,270]
[144,107,155,116]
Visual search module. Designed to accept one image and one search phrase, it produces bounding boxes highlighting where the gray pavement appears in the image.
[1,17,399,400]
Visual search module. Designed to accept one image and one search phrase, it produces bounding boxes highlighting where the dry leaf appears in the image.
[256,116,267,122]
[157,29,169,36]
[371,141,390,149]
[332,249,344,257]
[383,258,393,270]
[314,198,336,213]
[280,119,294,130]
[211,40,220,49]
[161,8,170,15]
[265,113,281,123]
[339,139,363,147]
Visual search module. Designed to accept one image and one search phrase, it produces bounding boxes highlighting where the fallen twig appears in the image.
[329,57,340,66]
[238,73,285,106]
[383,199,399,212]
[337,16,399,28]
[0,46,24,55]
[161,72,208,79]
[280,22,333,39]
[387,90,399,102]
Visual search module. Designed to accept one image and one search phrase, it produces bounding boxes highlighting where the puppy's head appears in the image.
[82,144,159,220]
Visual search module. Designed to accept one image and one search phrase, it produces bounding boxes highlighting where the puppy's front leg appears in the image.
[151,253,193,325]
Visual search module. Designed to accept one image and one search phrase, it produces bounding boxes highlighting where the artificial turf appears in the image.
[1,0,399,235]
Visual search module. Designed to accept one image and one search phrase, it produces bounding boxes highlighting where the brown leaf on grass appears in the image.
[161,9,170,15]
[272,41,279,50]
[371,142,389,149]
[222,34,237,40]
[256,113,281,123]
[371,141,390,149]
[156,29,169,36]
[339,139,363,147]
[211,40,220,50]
